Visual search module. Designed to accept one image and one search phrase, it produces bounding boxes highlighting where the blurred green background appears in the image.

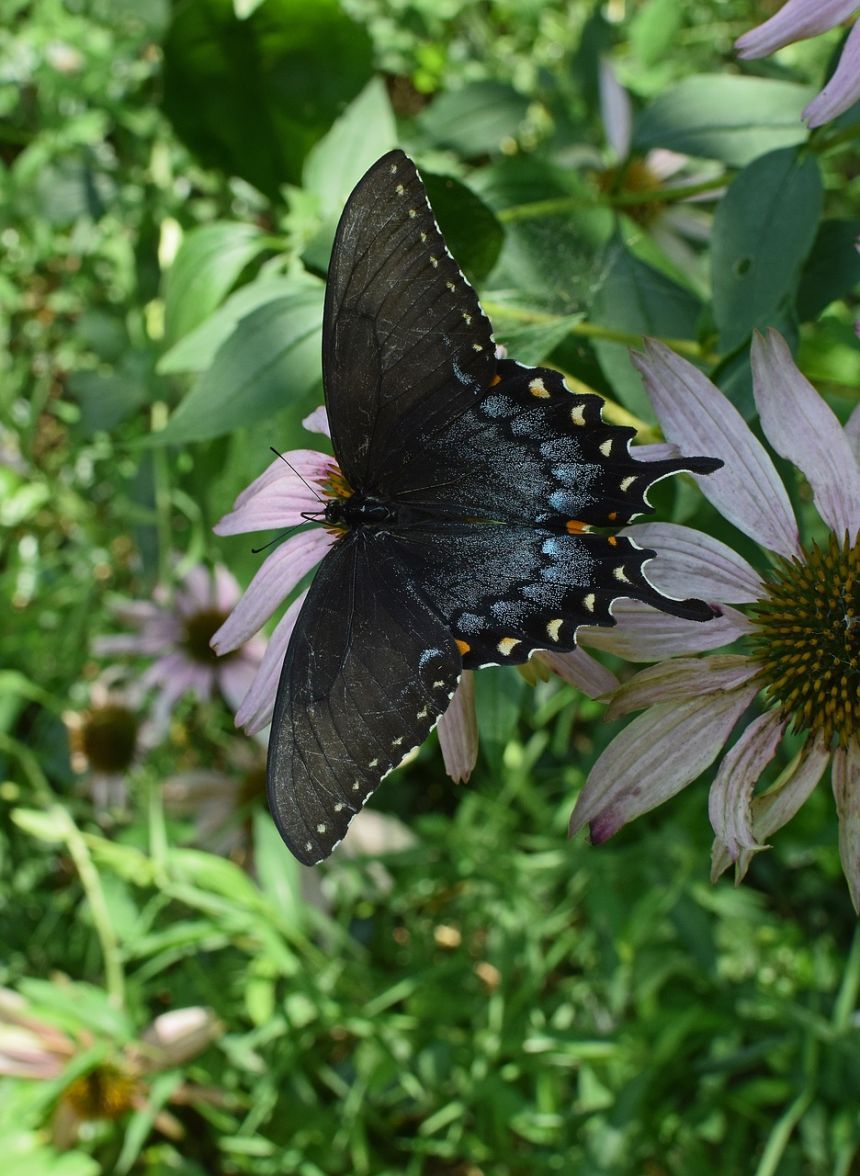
[1,1,859,1172]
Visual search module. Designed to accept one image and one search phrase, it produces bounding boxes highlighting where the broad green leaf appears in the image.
[629,0,684,68]
[797,218,860,322]
[592,239,703,418]
[711,147,822,352]
[253,811,306,935]
[490,316,582,366]
[67,370,149,434]
[303,78,397,219]
[158,285,324,444]
[423,172,503,285]
[475,668,525,765]
[163,0,373,197]
[158,273,302,374]
[163,221,269,345]
[634,75,814,166]
[418,81,530,156]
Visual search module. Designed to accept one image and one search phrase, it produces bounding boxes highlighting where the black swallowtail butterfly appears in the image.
[268,149,720,864]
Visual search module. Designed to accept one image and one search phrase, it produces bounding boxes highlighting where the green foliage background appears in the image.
[1,0,859,1172]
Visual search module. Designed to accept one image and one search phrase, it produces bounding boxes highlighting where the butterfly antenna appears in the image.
[270,447,325,504]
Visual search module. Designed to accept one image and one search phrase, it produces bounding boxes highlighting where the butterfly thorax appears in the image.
[324,493,397,530]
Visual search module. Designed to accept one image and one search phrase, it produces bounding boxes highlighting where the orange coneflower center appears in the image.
[64,1063,138,1120]
[184,608,231,665]
[81,705,139,773]
[749,533,860,746]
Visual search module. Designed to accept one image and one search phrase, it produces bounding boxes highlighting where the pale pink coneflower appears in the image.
[736,0,860,127]
[95,563,263,726]
[572,330,860,911]
[211,410,619,785]
[64,674,164,812]
[0,985,221,1148]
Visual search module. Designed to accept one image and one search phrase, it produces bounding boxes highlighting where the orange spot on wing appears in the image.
[490,374,502,387]
[455,639,471,656]
[608,536,618,546]
[565,519,588,534]
[607,511,618,522]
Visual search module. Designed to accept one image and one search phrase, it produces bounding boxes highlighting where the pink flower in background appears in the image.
[95,563,263,724]
[64,674,164,811]
[212,412,621,778]
[572,331,860,911]
[735,0,860,127]
[0,985,221,1148]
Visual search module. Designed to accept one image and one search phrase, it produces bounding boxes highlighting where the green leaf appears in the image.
[4,1134,100,1176]
[303,78,397,219]
[634,75,814,166]
[158,273,302,374]
[491,316,582,366]
[475,668,525,773]
[163,0,373,197]
[796,218,860,322]
[67,370,149,434]
[417,81,530,156]
[252,810,306,935]
[157,285,325,444]
[629,0,684,68]
[163,221,269,345]
[711,147,822,352]
[423,172,503,285]
[591,239,703,417]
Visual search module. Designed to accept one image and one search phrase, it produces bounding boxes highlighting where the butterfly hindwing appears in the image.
[267,532,461,865]
[323,149,495,492]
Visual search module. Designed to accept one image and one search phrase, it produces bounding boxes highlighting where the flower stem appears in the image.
[61,808,126,1009]
[150,400,172,590]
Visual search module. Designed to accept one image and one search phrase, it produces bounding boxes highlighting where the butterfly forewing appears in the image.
[267,532,461,864]
[323,149,495,493]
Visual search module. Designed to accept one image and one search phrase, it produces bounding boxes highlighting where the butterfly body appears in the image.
[267,149,720,864]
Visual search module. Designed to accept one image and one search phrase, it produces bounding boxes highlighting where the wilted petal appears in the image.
[578,600,750,661]
[235,590,308,733]
[139,1007,220,1070]
[628,522,764,603]
[598,58,632,159]
[804,21,860,127]
[569,683,759,841]
[708,709,785,859]
[632,340,800,557]
[212,531,332,654]
[752,330,860,541]
[846,401,860,465]
[538,647,619,699]
[437,672,477,784]
[712,733,830,881]
[302,406,331,437]
[735,0,857,57]
[605,653,758,720]
[832,740,860,915]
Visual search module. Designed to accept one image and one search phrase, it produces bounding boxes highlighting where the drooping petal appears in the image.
[598,58,633,159]
[537,647,620,699]
[832,739,860,915]
[235,590,308,733]
[175,565,212,613]
[231,449,334,512]
[803,21,860,127]
[751,330,860,541]
[605,653,759,720]
[213,564,242,613]
[735,0,857,58]
[627,521,764,603]
[632,340,800,557]
[216,455,335,535]
[437,672,478,784]
[219,649,264,716]
[846,401,860,465]
[211,530,333,654]
[569,683,759,842]
[302,406,331,437]
[577,600,751,661]
[708,709,786,859]
[711,733,830,880]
